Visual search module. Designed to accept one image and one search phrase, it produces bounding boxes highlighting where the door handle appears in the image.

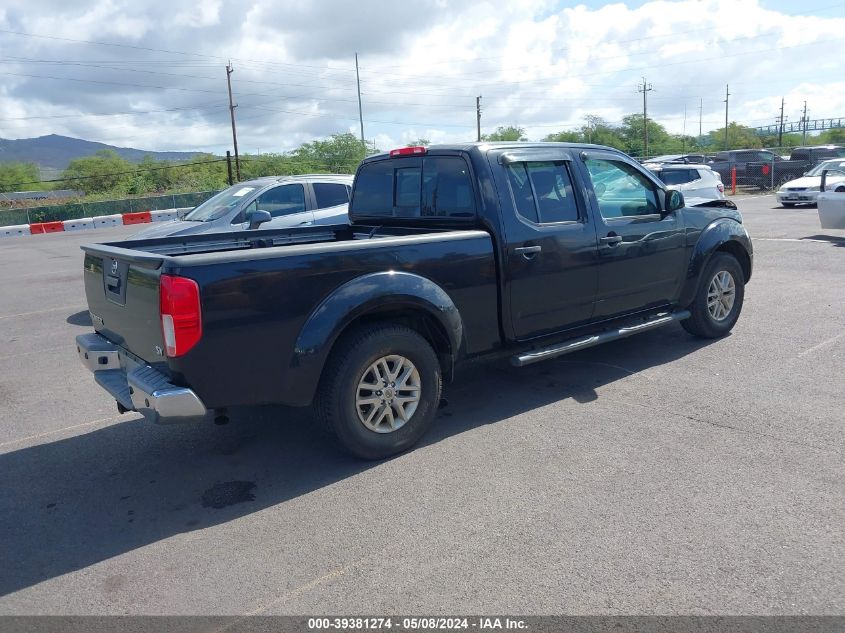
[600,235,623,245]
[514,245,542,259]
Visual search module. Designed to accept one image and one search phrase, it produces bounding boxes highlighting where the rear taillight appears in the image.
[159,274,202,357]
[718,183,725,193]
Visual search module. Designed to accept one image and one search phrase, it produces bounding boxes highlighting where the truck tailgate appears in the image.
[81,243,167,366]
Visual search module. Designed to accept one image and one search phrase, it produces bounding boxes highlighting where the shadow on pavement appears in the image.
[0,325,713,596]
[66,310,93,326]
[803,234,845,247]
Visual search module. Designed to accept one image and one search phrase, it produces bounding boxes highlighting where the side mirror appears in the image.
[246,209,272,229]
[665,189,685,213]
[821,170,829,193]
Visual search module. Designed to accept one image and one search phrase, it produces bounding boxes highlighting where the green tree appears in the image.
[0,162,41,193]
[406,138,430,147]
[543,130,583,143]
[708,123,762,151]
[59,149,134,195]
[482,126,527,141]
[817,128,845,144]
[290,132,368,173]
[580,115,627,150]
[618,114,682,157]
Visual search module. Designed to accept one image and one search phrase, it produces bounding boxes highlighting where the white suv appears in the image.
[648,164,725,201]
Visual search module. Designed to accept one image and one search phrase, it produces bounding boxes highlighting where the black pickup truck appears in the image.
[76,143,752,459]
[746,145,845,189]
[706,149,782,187]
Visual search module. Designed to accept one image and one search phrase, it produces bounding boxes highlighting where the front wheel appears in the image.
[682,252,745,339]
[314,323,442,459]
[781,202,796,208]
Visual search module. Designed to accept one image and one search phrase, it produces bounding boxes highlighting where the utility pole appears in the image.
[723,84,730,150]
[776,97,786,147]
[355,53,365,147]
[226,150,233,186]
[699,97,703,138]
[802,101,809,145]
[682,104,687,153]
[226,61,240,181]
[476,96,482,142]
[637,77,653,157]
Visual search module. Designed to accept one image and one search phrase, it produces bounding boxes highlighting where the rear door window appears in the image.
[505,161,580,224]
[351,156,476,220]
[313,183,350,209]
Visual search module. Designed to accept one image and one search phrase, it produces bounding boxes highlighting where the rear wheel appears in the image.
[682,252,745,339]
[314,323,442,459]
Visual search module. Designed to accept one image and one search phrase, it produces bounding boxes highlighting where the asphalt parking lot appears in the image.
[0,195,843,615]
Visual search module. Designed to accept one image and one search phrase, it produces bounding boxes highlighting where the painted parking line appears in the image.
[754,238,838,243]
[798,331,845,357]
[0,414,126,450]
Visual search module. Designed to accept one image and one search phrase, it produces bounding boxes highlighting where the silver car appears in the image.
[131,174,353,239]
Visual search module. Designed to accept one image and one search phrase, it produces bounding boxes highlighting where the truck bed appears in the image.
[80,223,500,409]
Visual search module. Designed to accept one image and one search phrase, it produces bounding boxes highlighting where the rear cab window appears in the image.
[351,155,476,221]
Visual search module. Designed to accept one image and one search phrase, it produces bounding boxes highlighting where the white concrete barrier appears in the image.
[63,217,95,231]
[0,224,30,238]
[151,209,178,222]
[92,214,123,228]
[818,192,845,229]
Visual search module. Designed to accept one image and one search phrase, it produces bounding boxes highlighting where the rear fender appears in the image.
[680,219,753,306]
[288,271,463,405]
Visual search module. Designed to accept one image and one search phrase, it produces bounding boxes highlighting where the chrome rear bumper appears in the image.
[75,332,208,424]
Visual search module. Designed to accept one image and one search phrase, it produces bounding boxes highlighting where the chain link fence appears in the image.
[0,190,220,227]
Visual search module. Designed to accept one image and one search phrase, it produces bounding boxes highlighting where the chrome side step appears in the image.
[511,310,691,367]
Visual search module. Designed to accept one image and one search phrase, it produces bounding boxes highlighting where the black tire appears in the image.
[681,252,745,339]
[314,323,442,460]
[781,202,796,208]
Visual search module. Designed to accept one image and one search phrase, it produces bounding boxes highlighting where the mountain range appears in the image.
[0,135,202,176]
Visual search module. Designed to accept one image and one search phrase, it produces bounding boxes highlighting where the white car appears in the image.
[647,164,725,200]
[776,159,845,207]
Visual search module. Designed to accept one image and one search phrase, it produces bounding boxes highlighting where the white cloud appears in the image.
[0,0,843,153]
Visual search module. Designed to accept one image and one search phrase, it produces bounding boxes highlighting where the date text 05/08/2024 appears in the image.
[307,617,528,630]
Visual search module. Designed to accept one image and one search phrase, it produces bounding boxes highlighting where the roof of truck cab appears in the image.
[362,142,625,163]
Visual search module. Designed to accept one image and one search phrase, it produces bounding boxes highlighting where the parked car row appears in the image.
[642,145,845,192]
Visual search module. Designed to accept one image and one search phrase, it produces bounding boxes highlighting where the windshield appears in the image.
[183,184,260,222]
[807,159,845,176]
